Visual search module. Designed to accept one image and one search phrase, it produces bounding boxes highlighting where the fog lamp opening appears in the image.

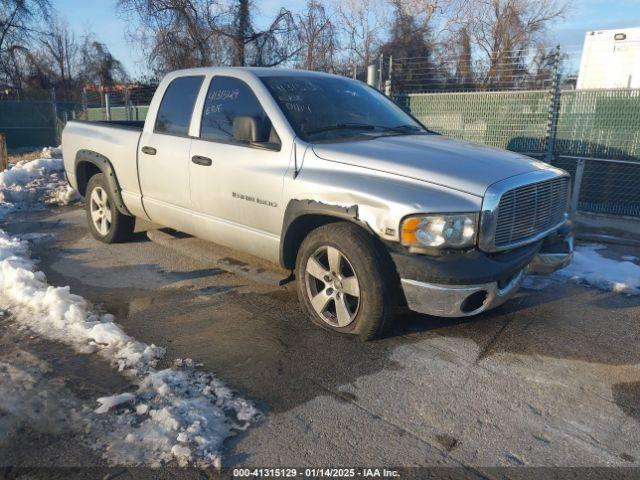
[461,291,488,313]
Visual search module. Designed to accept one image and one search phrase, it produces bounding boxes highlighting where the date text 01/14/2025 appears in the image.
[232,467,400,477]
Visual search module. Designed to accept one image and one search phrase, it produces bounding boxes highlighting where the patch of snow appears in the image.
[0,148,259,467]
[41,146,63,159]
[95,392,136,414]
[526,244,640,295]
[622,255,638,262]
[48,183,80,205]
[0,148,79,220]
[554,244,640,295]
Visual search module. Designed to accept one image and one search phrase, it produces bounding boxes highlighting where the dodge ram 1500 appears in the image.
[62,67,573,340]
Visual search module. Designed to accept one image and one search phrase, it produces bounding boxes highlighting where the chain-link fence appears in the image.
[82,86,156,122]
[387,47,560,94]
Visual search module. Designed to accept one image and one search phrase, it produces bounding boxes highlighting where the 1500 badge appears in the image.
[232,192,278,208]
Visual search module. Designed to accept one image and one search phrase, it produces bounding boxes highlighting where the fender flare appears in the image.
[74,149,131,216]
[279,199,375,269]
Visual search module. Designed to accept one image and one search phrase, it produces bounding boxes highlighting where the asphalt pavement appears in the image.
[2,204,640,474]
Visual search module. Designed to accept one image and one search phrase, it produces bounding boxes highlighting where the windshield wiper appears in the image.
[306,123,377,135]
[306,123,429,139]
[377,124,425,133]
[393,124,422,131]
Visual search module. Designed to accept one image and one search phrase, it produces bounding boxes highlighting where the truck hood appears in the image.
[312,134,549,197]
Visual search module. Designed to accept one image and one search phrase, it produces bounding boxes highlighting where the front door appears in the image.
[189,75,290,261]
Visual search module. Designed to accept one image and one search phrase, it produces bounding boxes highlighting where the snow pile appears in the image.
[0,147,79,220]
[555,244,640,295]
[0,230,163,372]
[95,392,136,414]
[0,150,258,467]
[93,360,257,467]
[41,146,63,159]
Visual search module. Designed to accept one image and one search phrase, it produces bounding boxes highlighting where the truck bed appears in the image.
[62,120,144,207]
[79,120,145,130]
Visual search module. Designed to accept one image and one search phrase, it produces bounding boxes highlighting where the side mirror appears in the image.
[232,116,269,143]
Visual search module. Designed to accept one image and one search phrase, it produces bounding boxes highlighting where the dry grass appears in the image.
[8,149,42,165]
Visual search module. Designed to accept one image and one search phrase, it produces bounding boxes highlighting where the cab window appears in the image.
[200,76,280,148]
[154,76,204,136]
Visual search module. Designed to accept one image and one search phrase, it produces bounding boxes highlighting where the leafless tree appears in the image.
[37,18,79,87]
[436,25,474,88]
[232,2,297,67]
[118,0,298,73]
[337,0,386,71]
[0,0,49,53]
[378,0,449,90]
[0,0,50,87]
[380,0,457,59]
[295,1,337,71]
[462,0,567,86]
[116,0,224,74]
[79,37,128,87]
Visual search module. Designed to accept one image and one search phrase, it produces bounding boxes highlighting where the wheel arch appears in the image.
[279,199,377,270]
[74,150,131,216]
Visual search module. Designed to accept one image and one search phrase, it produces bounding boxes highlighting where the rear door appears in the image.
[139,75,204,225]
[188,75,290,259]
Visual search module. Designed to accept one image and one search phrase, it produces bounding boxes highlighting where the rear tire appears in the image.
[85,173,135,243]
[295,222,398,341]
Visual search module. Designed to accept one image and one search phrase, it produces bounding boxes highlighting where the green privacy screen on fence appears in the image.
[0,101,79,149]
[0,102,58,148]
[399,88,640,218]
[554,90,640,217]
[86,106,149,122]
[396,90,552,154]
[555,89,640,161]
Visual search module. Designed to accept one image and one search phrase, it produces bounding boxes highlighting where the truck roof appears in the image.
[167,66,341,79]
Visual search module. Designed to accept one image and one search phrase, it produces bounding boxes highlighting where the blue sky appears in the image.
[55,0,640,77]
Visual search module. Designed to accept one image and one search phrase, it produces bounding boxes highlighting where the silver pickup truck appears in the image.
[62,67,573,340]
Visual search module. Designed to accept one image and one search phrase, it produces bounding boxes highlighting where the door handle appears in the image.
[192,155,212,166]
[141,146,157,155]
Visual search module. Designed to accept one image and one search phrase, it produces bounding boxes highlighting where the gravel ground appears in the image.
[2,204,640,477]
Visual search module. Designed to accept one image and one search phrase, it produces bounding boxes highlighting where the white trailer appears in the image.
[576,27,640,89]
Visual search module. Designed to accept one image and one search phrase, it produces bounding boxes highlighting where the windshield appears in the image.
[260,75,428,142]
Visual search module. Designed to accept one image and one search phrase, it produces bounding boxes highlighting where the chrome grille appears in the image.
[494,176,569,248]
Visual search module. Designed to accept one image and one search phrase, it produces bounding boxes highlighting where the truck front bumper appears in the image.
[393,223,573,318]
[401,269,525,317]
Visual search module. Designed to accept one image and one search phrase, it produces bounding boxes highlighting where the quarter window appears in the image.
[201,76,278,146]
[154,76,204,136]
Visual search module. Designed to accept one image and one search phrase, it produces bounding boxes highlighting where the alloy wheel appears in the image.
[89,186,112,236]
[304,245,361,327]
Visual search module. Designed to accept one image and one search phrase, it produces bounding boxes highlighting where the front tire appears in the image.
[85,173,135,243]
[295,222,398,341]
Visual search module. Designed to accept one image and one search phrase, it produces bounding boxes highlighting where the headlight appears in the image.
[401,213,477,249]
